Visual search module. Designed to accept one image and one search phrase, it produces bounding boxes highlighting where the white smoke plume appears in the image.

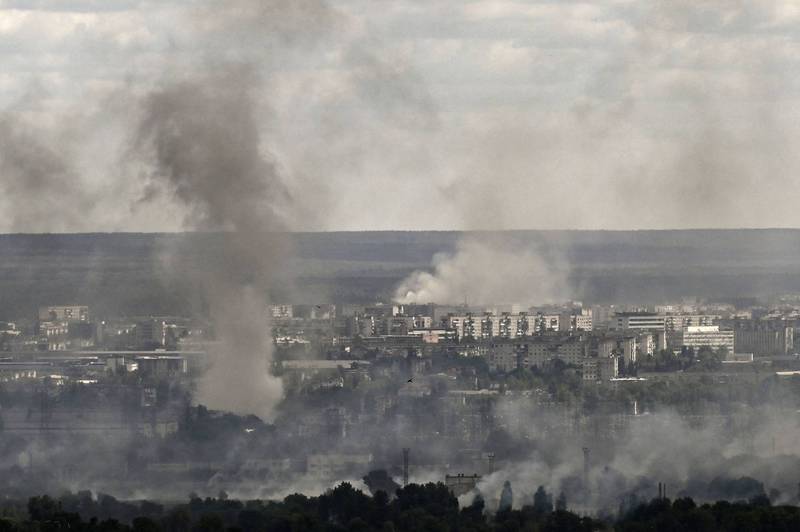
[394,235,569,306]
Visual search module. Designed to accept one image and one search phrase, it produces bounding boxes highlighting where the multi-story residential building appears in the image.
[348,315,378,337]
[136,319,167,348]
[521,337,586,369]
[582,356,619,381]
[559,309,593,332]
[38,321,69,351]
[618,336,637,364]
[448,314,483,340]
[449,313,525,340]
[584,331,658,365]
[412,316,433,329]
[637,332,656,358]
[270,305,293,319]
[384,317,415,335]
[136,355,188,378]
[485,336,587,373]
[448,312,590,341]
[590,305,618,330]
[534,313,560,333]
[486,342,519,372]
[663,314,720,332]
[38,305,89,323]
[611,312,666,331]
[679,325,735,354]
[573,311,593,331]
[407,329,456,344]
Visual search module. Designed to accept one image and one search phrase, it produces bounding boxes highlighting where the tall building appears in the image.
[135,319,167,348]
[730,320,794,356]
[38,305,89,323]
[534,313,560,333]
[519,337,586,369]
[485,337,587,372]
[582,356,618,381]
[663,314,720,332]
[270,305,293,319]
[448,313,540,340]
[611,312,666,331]
[559,309,593,332]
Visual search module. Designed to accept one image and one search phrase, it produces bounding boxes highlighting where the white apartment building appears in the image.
[679,325,734,353]
[612,313,666,331]
[663,314,720,332]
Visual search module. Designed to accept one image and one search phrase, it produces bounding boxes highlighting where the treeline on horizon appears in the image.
[2,482,800,532]
[1,230,800,319]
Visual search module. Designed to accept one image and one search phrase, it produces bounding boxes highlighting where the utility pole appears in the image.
[582,447,590,491]
[402,448,410,487]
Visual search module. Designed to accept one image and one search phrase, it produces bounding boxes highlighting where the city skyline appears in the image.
[3,0,800,526]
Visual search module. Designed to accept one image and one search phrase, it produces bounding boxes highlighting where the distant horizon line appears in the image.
[0,227,799,236]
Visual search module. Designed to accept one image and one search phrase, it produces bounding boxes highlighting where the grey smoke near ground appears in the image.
[472,401,800,514]
[394,235,569,306]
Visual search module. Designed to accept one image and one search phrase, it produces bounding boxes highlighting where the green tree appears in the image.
[533,486,553,514]
[555,491,567,511]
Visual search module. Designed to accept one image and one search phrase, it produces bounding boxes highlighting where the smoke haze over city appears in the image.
[3,1,800,530]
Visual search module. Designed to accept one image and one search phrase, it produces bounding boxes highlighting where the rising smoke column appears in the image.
[133,68,289,418]
[131,0,340,419]
[131,0,431,418]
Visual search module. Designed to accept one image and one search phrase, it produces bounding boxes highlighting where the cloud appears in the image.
[2,0,800,231]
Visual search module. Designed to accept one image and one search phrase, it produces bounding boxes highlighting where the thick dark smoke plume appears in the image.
[130,0,432,418]
[133,69,289,418]
[129,0,341,419]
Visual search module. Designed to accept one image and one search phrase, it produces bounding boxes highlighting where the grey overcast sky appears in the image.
[1,0,800,232]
